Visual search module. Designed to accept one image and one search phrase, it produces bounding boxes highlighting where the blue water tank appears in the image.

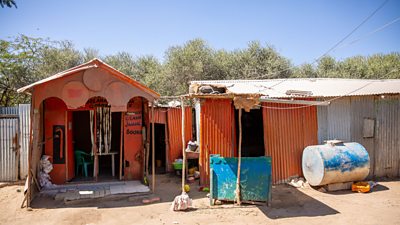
[302,142,370,186]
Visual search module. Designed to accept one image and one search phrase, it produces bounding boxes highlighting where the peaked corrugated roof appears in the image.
[17,58,160,98]
[190,78,400,98]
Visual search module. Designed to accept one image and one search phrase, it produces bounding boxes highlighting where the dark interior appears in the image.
[72,111,121,180]
[72,111,91,154]
[149,123,166,174]
[235,108,265,157]
[98,112,121,177]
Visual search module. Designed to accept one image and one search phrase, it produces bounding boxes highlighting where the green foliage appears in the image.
[225,41,292,79]
[292,53,400,79]
[103,52,138,80]
[1,34,399,106]
[0,35,82,106]
[0,0,16,8]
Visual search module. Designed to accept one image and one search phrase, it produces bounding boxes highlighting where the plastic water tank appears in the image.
[302,141,370,186]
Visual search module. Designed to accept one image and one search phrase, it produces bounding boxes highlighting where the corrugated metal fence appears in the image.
[0,104,31,181]
[199,99,234,185]
[262,102,318,184]
[167,107,193,171]
[317,95,400,178]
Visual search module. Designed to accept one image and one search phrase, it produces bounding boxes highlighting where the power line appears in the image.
[259,69,398,110]
[250,0,390,82]
[315,0,390,62]
[336,15,400,50]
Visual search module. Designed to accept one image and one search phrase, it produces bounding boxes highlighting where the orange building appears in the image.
[18,59,159,191]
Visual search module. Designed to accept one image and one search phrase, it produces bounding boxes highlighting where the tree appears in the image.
[225,41,292,79]
[82,48,100,63]
[0,35,45,105]
[135,55,164,94]
[103,52,138,80]
[163,39,218,95]
[292,63,317,78]
[0,0,16,8]
[0,35,83,106]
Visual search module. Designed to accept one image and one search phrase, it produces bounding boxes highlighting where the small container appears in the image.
[352,182,370,193]
[173,162,183,170]
[188,167,195,175]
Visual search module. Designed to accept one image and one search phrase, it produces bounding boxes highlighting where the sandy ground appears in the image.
[0,175,399,225]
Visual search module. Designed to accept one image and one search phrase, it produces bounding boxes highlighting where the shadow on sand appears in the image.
[257,184,339,219]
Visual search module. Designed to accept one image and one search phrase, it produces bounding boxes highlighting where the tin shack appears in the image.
[189,78,400,185]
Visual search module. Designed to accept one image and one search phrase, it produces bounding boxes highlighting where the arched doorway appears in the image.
[42,97,71,184]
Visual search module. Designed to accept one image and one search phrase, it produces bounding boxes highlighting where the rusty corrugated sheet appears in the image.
[151,107,167,124]
[262,102,318,184]
[374,95,400,178]
[199,99,234,185]
[0,116,19,181]
[167,107,192,171]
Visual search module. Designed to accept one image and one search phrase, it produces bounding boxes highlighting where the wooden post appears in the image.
[65,111,68,182]
[181,97,186,193]
[119,113,124,180]
[151,102,155,193]
[164,119,169,171]
[26,96,34,209]
[235,108,242,205]
[146,104,150,178]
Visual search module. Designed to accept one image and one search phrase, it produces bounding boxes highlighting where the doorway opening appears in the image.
[71,111,122,182]
[235,108,265,157]
[149,123,167,174]
[72,110,93,181]
[98,112,121,179]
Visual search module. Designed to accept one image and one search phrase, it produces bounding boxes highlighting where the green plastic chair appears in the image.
[74,150,93,177]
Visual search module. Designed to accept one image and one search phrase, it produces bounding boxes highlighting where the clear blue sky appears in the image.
[1,0,399,65]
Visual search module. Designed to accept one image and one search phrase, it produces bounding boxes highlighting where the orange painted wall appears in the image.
[199,99,234,185]
[124,97,143,180]
[262,102,318,184]
[166,107,193,171]
[44,97,74,184]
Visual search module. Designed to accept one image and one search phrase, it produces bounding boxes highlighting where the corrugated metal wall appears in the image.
[350,96,375,177]
[18,104,30,179]
[151,107,167,124]
[167,107,193,171]
[0,106,19,115]
[374,95,400,177]
[262,102,318,184]
[199,99,234,185]
[0,105,31,181]
[317,95,400,178]
[0,116,19,181]
[317,98,351,143]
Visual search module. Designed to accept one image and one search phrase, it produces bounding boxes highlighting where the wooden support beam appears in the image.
[181,97,186,193]
[151,102,155,193]
[235,108,242,205]
[119,113,124,180]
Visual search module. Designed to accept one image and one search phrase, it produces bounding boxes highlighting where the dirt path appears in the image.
[0,175,399,225]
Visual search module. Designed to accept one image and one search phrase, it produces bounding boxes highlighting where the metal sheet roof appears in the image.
[17,58,160,99]
[190,78,400,98]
